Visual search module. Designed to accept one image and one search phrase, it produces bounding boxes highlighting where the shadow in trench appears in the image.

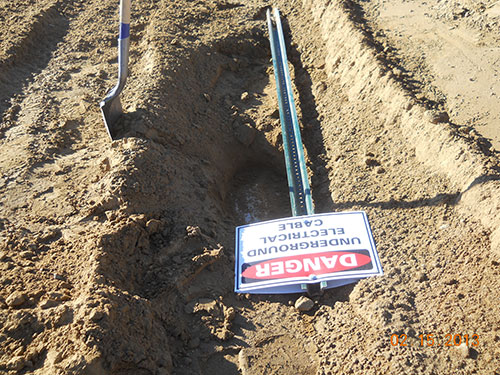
[463,174,500,192]
[229,163,291,226]
[331,192,460,211]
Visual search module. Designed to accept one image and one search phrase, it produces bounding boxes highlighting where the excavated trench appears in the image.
[90,23,318,373]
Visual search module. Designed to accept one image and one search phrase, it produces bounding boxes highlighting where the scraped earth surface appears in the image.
[1,0,500,374]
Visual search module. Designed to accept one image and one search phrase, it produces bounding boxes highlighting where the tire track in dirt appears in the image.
[0,1,73,131]
[357,0,500,151]
[0,1,67,70]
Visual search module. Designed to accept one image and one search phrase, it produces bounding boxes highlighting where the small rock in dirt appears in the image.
[47,291,67,300]
[99,157,111,172]
[224,307,236,321]
[376,166,386,174]
[364,158,381,167]
[6,356,25,371]
[295,296,314,312]
[195,298,218,314]
[171,38,178,45]
[444,278,458,286]
[315,82,327,92]
[217,327,234,340]
[146,219,162,235]
[415,92,426,100]
[392,68,403,77]
[54,163,66,175]
[232,120,256,146]
[46,350,63,365]
[455,343,470,359]
[98,69,107,79]
[39,228,61,242]
[89,309,105,322]
[424,110,449,124]
[203,93,211,102]
[54,306,73,327]
[6,291,27,308]
[53,273,65,281]
[404,99,415,111]
[417,272,428,282]
[240,92,250,101]
[186,226,201,237]
[19,251,34,259]
[40,299,61,309]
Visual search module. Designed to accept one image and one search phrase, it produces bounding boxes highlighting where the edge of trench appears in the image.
[301,0,500,257]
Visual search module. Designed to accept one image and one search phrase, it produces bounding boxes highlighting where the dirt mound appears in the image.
[0,0,499,374]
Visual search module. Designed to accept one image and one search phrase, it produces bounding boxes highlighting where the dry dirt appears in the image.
[1,0,500,374]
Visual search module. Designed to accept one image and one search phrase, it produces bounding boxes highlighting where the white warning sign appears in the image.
[234,211,383,294]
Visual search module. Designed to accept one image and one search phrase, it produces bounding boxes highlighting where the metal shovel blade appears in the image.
[100,94,123,140]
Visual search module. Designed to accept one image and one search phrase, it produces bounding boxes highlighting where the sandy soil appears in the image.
[359,0,500,150]
[0,0,499,374]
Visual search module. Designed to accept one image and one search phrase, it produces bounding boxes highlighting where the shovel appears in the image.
[100,0,131,140]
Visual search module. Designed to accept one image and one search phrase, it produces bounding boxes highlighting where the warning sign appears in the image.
[235,211,383,294]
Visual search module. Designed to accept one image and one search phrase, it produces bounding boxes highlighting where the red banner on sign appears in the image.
[242,251,372,280]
